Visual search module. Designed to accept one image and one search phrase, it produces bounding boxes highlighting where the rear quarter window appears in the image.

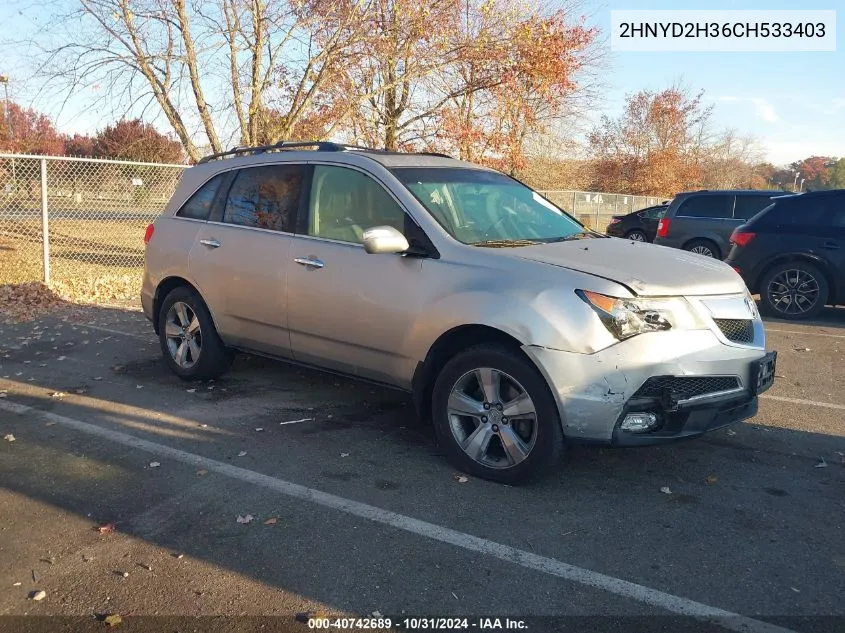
[733,195,778,220]
[176,174,225,220]
[755,197,827,227]
[675,195,731,219]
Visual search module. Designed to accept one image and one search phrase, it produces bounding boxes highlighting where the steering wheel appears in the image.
[481,206,517,239]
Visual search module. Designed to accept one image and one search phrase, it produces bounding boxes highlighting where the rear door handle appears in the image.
[822,241,839,250]
[199,239,221,248]
[294,257,324,269]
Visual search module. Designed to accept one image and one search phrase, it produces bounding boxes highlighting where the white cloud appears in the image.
[751,98,779,123]
[715,96,779,123]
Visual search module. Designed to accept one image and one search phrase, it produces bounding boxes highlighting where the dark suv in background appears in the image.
[726,189,845,320]
[654,190,791,259]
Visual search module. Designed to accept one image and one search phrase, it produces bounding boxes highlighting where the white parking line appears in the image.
[761,394,845,411]
[0,399,795,633]
[766,328,845,339]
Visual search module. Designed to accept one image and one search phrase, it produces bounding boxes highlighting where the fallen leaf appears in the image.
[237,450,247,457]
[790,587,800,593]
[454,474,469,483]
[13,582,21,587]
[236,514,254,524]
[104,614,123,626]
[705,474,718,485]
[96,523,116,534]
[660,486,672,495]
[340,452,350,458]
[371,611,383,618]
[264,517,278,525]
[57,356,66,361]
[726,429,737,436]
[815,458,827,469]
[50,391,66,399]
[93,376,103,381]
[451,591,459,600]
[793,347,811,352]
[255,427,264,432]
[136,385,143,389]
[186,388,196,393]
[149,462,160,468]
[3,434,15,442]
[29,590,46,601]
[196,469,208,477]
[111,365,126,372]
[0,392,6,398]
[74,388,87,394]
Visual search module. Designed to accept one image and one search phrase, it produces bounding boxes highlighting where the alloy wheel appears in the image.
[767,269,820,316]
[447,368,538,469]
[165,301,202,368]
[690,245,714,257]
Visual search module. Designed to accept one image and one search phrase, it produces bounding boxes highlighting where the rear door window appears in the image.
[733,195,778,220]
[756,197,826,227]
[675,195,732,218]
[176,174,224,220]
[221,165,304,232]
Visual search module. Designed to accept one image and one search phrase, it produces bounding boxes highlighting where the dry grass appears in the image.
[0,219,147,309]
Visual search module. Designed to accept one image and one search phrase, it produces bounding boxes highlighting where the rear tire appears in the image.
[158,286,234,381]
[759,261,828,320]
[431,344,563,485]
[684,239,720,259]
[625,229,648,242]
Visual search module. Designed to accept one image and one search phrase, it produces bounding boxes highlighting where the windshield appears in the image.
[392,167,590,246]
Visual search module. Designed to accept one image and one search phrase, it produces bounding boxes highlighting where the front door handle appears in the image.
[822,241,839,250]
[294,257,324,269]
[200,239,221,248]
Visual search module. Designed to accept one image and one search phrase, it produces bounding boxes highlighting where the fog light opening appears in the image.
[620,412,660,433]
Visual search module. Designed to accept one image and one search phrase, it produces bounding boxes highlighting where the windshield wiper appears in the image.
[540,231,604,243]
[472,239,541,248]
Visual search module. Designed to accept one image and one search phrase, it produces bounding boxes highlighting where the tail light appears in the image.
[144,223,155,245]
[730,228,755,247]
[656,218,670,238]
[608,217,621,225]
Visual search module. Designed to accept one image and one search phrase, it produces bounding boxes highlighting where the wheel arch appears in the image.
[411,324,531,423]
[152,277,216,335]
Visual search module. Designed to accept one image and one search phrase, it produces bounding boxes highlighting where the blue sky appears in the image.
[583,0,844,164]
[0,0,842,166]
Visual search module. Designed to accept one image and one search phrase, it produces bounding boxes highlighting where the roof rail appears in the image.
[196,140,455,164]
[197,140,349,164]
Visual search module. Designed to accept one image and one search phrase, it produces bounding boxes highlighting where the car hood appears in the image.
[508,238,745,296]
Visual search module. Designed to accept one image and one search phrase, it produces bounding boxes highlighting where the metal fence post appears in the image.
[40,157,50,283]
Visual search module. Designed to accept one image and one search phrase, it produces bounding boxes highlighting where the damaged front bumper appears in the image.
[522,329,770,445]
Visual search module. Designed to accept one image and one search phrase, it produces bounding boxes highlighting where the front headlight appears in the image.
[577,290,705,341]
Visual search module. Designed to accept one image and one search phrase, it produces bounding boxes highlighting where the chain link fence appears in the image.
[1,154,668,306]
[538,190,669,233]
[0,154,185,303]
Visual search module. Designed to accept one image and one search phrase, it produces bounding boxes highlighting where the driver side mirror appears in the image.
[362,225,410,255]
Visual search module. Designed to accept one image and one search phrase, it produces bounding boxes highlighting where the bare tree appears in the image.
[32,0,374,161]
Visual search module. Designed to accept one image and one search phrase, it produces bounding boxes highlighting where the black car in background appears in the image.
[606,203,668,242]
[726,189,845,320]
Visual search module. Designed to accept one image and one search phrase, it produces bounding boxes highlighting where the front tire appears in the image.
[625,229,648,242]
[759,261,828,320]
[158,286,234,380]
[431,345,563,484]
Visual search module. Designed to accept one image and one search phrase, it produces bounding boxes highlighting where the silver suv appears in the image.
[142,142,776,484]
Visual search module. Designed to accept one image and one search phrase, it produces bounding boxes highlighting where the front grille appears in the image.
[633,376,741,401]
[714,318,755,344]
